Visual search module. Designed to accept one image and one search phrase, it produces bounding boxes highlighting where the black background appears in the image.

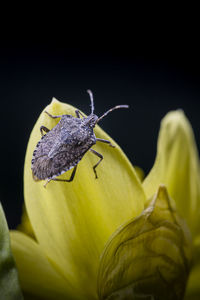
[1,16,200,229]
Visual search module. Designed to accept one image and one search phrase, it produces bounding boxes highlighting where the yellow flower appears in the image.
[10,99,200,299]
[10,98,145,299]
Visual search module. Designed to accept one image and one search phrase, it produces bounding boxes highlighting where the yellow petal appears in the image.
[24,98,146,298]
[143,110,200,237]
[17,204,35,239]
[134,165,145,182]
[184,235,200,299]
[10,230,76,300]
[98,185,192,300]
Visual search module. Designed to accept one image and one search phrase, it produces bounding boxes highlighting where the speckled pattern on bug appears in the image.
[31,90,129,187]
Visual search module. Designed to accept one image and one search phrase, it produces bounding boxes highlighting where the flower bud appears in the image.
[98,185,192,300]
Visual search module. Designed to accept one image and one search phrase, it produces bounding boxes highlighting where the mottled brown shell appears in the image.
[31,114,97,181]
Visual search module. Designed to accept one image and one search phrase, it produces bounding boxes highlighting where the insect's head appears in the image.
[84,113,98,128]
[86,89,129,127]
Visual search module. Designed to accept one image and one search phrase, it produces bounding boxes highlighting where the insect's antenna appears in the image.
[97,105,129,123]
[87,89,94,114]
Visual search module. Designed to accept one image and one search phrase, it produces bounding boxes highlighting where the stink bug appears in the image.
[31,90,129,187]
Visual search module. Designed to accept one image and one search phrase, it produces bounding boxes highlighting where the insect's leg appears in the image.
[52,165,78,182]
[40,126,50,136]
[89,148,103,179]
[45,111,62,119]
[75,110,84,118]
[43,166,77,188]
[44,178,51,188]
[96,138,115,148]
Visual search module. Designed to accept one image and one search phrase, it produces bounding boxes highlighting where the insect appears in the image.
[31,90,129,187]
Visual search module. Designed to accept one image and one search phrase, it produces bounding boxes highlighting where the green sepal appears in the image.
[98,185,192,300]
[0,203,23,299]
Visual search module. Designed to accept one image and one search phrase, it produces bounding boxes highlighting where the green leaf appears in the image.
[98,185,192,300]
[0,202,23,300]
